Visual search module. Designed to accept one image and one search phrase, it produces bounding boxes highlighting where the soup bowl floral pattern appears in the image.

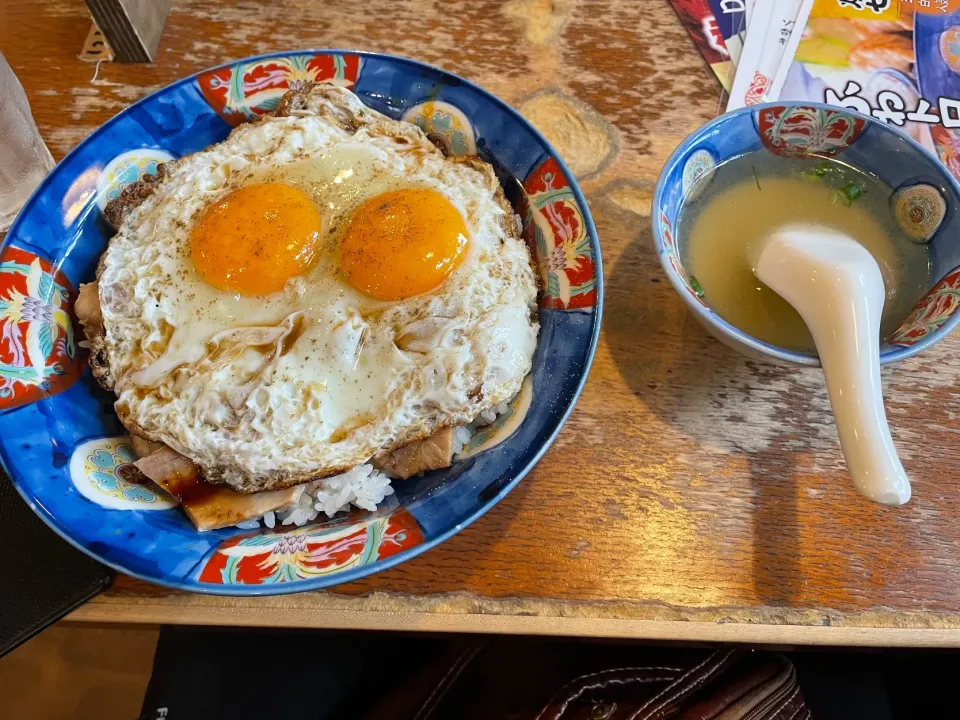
[0,51,601,595]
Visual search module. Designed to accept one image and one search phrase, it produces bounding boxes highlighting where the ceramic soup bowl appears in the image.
[653,101,960,367]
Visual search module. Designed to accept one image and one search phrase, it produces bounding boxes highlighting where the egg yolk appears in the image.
[339,188,469,300]
[190,183,322,296]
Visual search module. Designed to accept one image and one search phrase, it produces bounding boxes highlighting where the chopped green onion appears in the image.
[844,181,865,202]
[689,275,705,299]
[832,180,866,207]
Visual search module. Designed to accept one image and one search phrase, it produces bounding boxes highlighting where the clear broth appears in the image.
[677,153,931,353]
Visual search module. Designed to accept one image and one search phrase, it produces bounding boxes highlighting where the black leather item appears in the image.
[416,643,809,720]
[0,470,111,657]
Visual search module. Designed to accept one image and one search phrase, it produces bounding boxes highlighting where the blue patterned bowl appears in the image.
[0,51,601,594]
[653,101,960,367]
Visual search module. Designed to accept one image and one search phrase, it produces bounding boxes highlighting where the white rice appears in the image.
[237,463,394,529]
[453,426,472,455]
[240,402,512,529]
[475,401,510,427]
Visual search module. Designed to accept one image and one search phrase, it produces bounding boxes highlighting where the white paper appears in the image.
[727,0,778,111]
[727,0,805,111]
[765,0,814,103]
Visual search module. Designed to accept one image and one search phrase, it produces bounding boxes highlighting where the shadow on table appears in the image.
[603,204,802,605]
[746,449,802,604]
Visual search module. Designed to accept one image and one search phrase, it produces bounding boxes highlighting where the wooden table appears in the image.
[6,0,960,647]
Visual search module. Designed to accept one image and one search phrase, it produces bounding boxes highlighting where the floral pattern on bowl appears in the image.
[756,105,866,157]
[0,247,83,410]
[197,53,362,126]
[197,507,423,585]
[402,100,476,155]
[521,157,596,309]
[892,183,946,243]
[657,210,705,308]
[96,148,176,216]
[681,148,716,201]
[889,268,960,346]
[69,436,177,511]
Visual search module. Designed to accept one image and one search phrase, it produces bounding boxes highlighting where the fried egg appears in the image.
[97,85,539,493]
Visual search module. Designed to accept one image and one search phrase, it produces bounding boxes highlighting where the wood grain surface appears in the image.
[5,0,960,645]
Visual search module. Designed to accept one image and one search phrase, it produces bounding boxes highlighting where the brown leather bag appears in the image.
[368,644,810,720]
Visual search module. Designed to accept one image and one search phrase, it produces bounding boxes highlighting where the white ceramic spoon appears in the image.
[755,226,911,505]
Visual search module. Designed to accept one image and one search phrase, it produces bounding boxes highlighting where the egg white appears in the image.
[97,88,539,491]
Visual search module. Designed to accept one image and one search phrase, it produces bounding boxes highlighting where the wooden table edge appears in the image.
[63,603,960,648]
